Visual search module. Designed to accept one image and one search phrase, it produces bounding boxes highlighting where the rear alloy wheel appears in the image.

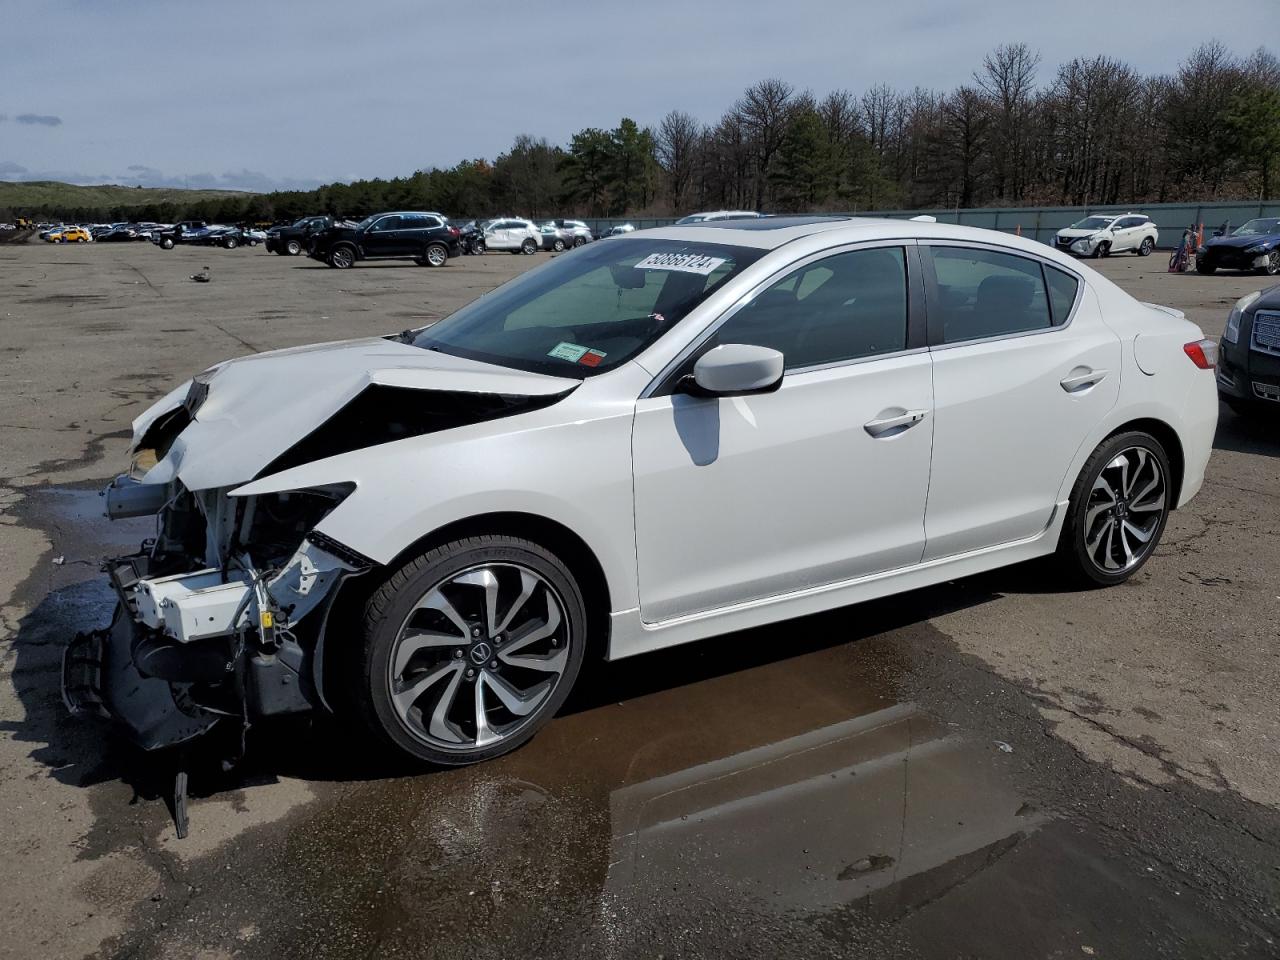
[1138,237,1154,257]
[573,237,586,248]
[521,238,537,255]
[286,239,302,256]
[329,246,355,269]
[423,243,448,267]
[1059,432,1171,587]
[223,236,239,250]
[1262,250,1280,276]
[356,536,587,765]
[160,237,175,250]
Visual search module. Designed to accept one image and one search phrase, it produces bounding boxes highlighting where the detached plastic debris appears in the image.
[190,267,211,283]
[52,555,65,565]
[994,740,1014,753]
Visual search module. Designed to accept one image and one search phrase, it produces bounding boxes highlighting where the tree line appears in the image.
[9,41,1280,225]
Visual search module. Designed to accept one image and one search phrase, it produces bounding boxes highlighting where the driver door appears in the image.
[632,244,934,623]
[363,215,404,257]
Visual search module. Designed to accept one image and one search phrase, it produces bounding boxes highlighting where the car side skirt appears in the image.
[605,501,1068,661]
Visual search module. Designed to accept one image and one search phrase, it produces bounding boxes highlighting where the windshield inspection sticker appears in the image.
[635,252,727,275]
[579,349,607,368]
[548,341,590,362]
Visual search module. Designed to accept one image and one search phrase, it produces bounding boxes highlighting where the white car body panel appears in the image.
[119,217,1217,672]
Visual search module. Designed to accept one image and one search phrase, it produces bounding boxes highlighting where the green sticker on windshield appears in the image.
[548,341,589,362]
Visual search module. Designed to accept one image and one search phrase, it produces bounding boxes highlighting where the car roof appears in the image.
[625,216,1082,255]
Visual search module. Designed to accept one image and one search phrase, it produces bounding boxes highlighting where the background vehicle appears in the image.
[539,219,593,251]
[605,223,635,237]
[154,220,208,249]
[1217,284,1280,415]
[266,215,336,256]
[1196,218,1280,275]
[71,217,1217,770]
[1055,213,1158,258]
[452,220,486,254]
[308,211,461,268]
[96,224,139,242]
[675,210,763,224]
[484,217,541,254]
[45,226,91,243]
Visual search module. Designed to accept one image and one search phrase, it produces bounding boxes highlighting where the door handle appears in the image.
[1060,368,1108,393]
[863,409,929,438]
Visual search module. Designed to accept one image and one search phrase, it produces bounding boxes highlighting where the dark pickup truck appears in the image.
[307,211,461,268]
[265,215,337,256]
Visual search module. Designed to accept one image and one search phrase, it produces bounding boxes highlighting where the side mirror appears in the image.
[682,344,784,397]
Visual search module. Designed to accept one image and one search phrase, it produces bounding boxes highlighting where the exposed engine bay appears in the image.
[63,340,576,770]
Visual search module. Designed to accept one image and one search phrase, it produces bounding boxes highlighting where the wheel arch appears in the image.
[319,510,613,707]
[1101,417,1186,506]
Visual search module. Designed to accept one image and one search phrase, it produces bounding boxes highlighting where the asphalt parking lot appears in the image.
[2,240,1279,959]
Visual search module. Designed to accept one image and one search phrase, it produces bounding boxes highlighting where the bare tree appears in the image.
[656,110,702,211]
[974,43,1041,202]
[735,78,796,208]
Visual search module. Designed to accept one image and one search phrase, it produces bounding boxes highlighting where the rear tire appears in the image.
[328,245,355,269]
[1138,237,1154,257]
[352,535,588,765]
[223,236,239,250]
[521,238,537,255]
[160,237,175,250]
[286,239,302,256]
[552,238,566,252]
[1057,431,1171,587]
[423,242,448,267]
[573,237,586,248]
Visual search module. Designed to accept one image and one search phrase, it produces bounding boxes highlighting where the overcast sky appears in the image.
[2,0,1276,192]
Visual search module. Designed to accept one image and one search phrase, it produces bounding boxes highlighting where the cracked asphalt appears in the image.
[1,240,1278,959]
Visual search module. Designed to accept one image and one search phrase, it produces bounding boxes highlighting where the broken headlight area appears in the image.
[66,478,367,753]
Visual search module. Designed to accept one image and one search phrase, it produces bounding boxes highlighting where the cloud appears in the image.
[0,160,29,175]
[15,113,63,126]
[0,161,325,193]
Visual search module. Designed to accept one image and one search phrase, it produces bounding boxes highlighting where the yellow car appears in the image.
[46,226,91,243]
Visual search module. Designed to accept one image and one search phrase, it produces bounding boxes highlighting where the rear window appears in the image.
[1045,266,1080,325]
[928,246,1052,343]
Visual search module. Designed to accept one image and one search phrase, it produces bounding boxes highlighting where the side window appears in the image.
[1045,265,1080,326]
[711,246,909,370]
[927,246,1051,344]
[370,216,400,233]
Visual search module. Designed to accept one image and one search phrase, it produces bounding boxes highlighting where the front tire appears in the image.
[552,238,566,252]
[354,536,587,765]
[1092,242,1110,259]
[160,237,175,250]
[1197,260,1216,275]
[286,239,303,256]
[521,238,537,255]
[328,246,355,269]
[223,236,239,249]
[1057,432,1171,587]
[1261,251,1280,276]
[1138,237,1154,257]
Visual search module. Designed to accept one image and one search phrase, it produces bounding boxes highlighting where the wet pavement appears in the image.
[3,245,1280,959]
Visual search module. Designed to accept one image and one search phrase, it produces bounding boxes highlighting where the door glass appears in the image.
[928,246,1051,343]
[710,247,908,369]
[370,216,400,233]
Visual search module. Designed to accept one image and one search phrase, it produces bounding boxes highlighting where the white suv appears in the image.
[484,218,541,255]
[1055,213,1158,258]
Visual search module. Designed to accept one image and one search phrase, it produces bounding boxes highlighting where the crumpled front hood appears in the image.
[1057,228,1106,240]
[1204,233,1280,250]
[135,337,578,491]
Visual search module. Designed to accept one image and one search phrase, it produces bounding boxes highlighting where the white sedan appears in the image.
[70,216,1218,767]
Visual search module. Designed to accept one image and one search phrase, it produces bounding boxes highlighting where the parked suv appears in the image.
[1217,285,1280,416]
[266,215,337,256]
[308,211,461,268]
[483,218,541,254]
[539,219,593,251]
[1055,213,1158,258]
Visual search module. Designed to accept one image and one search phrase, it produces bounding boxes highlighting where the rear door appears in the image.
[921,243,1120,560]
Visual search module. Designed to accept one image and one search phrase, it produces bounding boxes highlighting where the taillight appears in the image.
[448,226,460,237]
[1183,338,1218,369]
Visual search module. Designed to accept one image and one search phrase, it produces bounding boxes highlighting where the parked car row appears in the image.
[154,221,269,250]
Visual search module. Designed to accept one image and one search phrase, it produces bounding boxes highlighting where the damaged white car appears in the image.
[65,216,1218,769]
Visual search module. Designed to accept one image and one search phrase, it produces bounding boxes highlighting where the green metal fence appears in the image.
[584,200,1280,249]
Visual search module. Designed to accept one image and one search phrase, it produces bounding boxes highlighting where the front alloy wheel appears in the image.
[1262,250,1279,276]
[1060,432,1170,586]
[329,246,354,268]
[356,536,587,764]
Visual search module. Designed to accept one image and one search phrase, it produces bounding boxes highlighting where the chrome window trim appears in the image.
[639,238,923,399]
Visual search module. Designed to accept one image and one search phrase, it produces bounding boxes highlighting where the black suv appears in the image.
[1217,283,1280,416]
[308,211,461,268]
[266,215,336,256]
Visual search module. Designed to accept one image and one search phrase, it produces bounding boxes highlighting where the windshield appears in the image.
[412,238,764,376]
[1069,216,1114,230]
[354,214,378,231]
[1232,218,1280,237]
[676,214,709,224]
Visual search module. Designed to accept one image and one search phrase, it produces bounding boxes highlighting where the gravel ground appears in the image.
[1,239,1278,960]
